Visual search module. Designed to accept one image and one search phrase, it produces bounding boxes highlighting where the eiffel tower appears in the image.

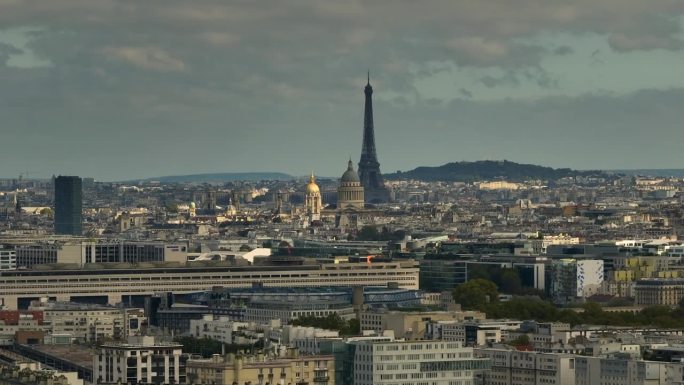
[358,73,390,203]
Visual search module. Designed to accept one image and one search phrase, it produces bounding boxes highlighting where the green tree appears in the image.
[356,225,380,241]
[291,314,360,336]
[508,334,530,347]
[453,279,499,310]
[165,203,179,213]
[499,269,522,294]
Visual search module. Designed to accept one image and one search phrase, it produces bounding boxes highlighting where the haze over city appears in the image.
[2,1,684,180]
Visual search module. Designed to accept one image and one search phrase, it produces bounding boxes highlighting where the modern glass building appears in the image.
[54,176,82,235]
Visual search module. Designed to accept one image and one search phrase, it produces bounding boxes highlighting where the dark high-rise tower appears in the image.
[54,176,82,235]
[358,73,390,203]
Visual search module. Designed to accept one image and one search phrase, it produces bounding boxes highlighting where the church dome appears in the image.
[306,173,320,194]
[341,159,360,183]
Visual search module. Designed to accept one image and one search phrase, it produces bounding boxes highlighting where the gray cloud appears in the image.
[553,46,574,55]
[0,1,683,179]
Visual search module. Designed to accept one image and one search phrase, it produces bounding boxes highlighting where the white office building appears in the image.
[189,314,249,345]
[352,340,490,385]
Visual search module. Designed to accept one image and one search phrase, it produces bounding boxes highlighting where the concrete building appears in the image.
[476,348,576,385]
[28,299,144,343]
[189,314,249,345]
[0,260,419,310]
[245,302,355,325]
[351,340,490,385]
[360,309,486,340]
[546,259,604,303]
[186,349,334,385]
[15,240,188,268]
[39,303,126,343]
[266,325,340,354]
[575,356,675,385]
[0,249,16,270]
[427,319,523,346]
[94,336,186,385]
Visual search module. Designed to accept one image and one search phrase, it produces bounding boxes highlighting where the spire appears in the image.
[348,158,354,170]
[357,71,389,202]
[309,171,315,184]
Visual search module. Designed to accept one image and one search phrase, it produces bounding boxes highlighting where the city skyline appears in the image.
[2,2,684,180]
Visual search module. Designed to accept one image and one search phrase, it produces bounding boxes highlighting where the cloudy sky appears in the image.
[2,1,684,180]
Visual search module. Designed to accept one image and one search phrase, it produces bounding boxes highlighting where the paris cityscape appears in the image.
[3,2,684,385]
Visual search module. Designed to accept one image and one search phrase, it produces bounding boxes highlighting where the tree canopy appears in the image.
[290,314,360,336]
[454,278,684,329]
[453,279,499,310]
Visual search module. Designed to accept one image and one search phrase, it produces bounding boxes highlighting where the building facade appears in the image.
[54,176,82,236]
[635,278,684,306]
[337,160,365,210]
[15,240,188,268]
[186,349,334,385]
[352,340,490,385]
[0,260,419,310]
[94,336,186,385]
[476,348,576,385]
[0,249,16,270]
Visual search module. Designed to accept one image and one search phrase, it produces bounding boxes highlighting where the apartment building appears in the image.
[94,336,187,385]
[186,349,334,385]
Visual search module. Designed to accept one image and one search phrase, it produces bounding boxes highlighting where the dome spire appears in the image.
[309,171,315,184]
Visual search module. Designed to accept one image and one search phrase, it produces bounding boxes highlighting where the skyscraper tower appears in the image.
[358,73,390,203]
[54,176,82,235]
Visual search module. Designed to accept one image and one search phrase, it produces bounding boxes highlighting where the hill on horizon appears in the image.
[136,172,294,183]
[384,160,607,182]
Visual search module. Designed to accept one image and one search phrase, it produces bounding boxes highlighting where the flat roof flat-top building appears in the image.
[0,259,419,310]
[187,348,335,385]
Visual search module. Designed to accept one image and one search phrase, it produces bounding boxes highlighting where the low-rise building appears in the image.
[360,309,485,340]
[186,349,334,385]
[266,325,340,354]
[476,348,576,385]
[245,302,355,325]
[189,314,249,345]
[32,301,127,343]
[427,319,523,346]
[575,356,682,385]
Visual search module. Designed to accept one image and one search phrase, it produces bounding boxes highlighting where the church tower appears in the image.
[358,73,390,203]
[305,173,322,221]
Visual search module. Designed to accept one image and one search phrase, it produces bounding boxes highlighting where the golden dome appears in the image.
[306,173,320,194]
